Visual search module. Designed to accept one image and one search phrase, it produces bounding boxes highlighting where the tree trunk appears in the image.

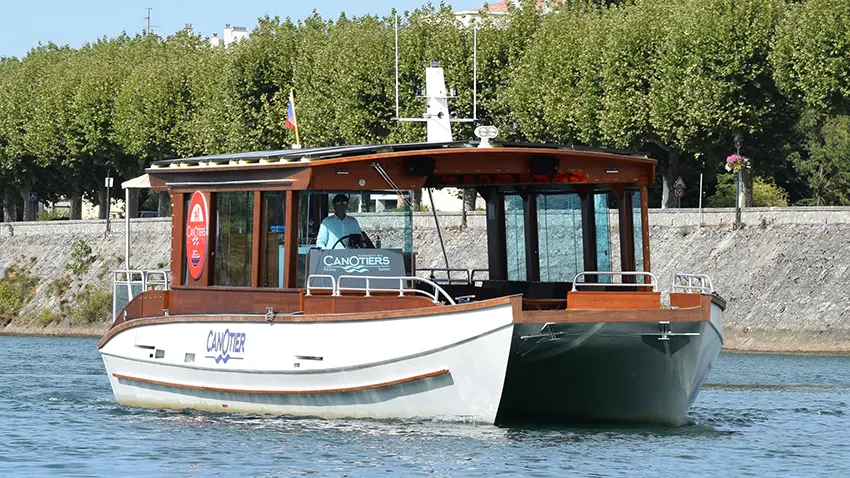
[359,192,372,212]
[460,190,477,229]
[740,167,753,207]
[661,149,682,209]
[22,189,37,221]
[126,188,140,220]
[158,191,171,216]
[464,189,477,211]
[412,189,422,211]
[69,194,83,220]
[4,190,16,223]
[98,186,108,219]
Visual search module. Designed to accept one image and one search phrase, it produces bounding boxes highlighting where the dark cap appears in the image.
[332,194,349,204]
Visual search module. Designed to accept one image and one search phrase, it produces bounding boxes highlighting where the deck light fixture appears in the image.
[474,125,499,148]
[606,168,619,174]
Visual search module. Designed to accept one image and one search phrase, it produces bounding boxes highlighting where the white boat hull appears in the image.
[100,302,514,423]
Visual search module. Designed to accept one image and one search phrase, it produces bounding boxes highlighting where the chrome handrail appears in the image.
[571,271,658,292]
[415,267,471,285]
[335,275,456,305]
[305,274,338,296]
[672,273,715,294]
[111,269,171,322]
[470,268,490,283]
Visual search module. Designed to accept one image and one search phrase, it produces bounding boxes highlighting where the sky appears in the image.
[0,0,480,59]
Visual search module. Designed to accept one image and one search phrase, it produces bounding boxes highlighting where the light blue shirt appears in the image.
[316,214,361,249]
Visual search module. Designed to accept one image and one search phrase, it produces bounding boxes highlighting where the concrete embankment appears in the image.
[0,207,848,353]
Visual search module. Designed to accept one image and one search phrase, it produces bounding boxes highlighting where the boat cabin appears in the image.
[118,141,656,321]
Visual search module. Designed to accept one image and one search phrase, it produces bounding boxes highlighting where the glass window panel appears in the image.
[505,194,526,281]
[214,192,253,287]
[595,192,612,282]
[261,192,286,288]
[537,193,583,282]
[633,190,644,283]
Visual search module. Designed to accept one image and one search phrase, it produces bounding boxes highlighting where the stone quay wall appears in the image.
[1,207,848,353]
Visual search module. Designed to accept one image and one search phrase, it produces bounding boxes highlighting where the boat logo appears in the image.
[186,191,209,280]
[322,253,391,274]
[205,329,246,364]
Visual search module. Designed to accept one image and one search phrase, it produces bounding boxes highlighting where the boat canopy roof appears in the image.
[147,141,657,192]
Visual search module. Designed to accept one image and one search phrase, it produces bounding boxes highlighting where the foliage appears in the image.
[66,239,95,276]
[794,116,850,206]
[36,308,57,326]
[69,285,112,325]
[707,175,789,207]
[0,260,40,319]
[37,208,69,221]
[772,0,850,116]
[47,276,72,297]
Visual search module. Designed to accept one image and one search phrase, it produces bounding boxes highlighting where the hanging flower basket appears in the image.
[725,154,750,173]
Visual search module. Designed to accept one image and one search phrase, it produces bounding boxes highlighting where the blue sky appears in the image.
[1,0,478,58]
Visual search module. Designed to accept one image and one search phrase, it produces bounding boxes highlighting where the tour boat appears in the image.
[99,61,724,427]
[99,137,724,426]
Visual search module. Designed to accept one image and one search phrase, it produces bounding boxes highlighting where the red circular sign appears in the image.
[186,191,209,281]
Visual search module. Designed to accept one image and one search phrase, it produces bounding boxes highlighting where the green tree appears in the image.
[772,0,850,204]
[112,33,204,217]
[65,37,137,218]
[772,0,850,116]
[227,15,297,150]
[707,174,789,207]
[0,57,23,221]
[2,45,69,221]
[794,116,850,206]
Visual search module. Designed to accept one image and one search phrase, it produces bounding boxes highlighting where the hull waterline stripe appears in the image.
[113,369,449,395]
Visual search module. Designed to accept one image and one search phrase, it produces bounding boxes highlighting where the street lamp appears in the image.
[105,171,114,235]
[732,132,745,226]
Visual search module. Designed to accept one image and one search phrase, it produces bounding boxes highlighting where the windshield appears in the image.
[296,190,414,287]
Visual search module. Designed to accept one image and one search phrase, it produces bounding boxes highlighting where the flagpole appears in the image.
[290,89,301,146]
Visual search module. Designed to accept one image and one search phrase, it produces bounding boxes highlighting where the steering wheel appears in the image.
[330,234,358,249]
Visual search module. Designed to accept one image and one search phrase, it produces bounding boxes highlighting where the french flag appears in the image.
[285,89,297,131]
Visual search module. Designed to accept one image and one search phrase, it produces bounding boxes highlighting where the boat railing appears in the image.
[416,267,471,285]
[306,275,456,305]
[304,274,338,295]
[571,271,658,292]
[470,268,490,284]
[672,273,715,294]
[112,269,171,322]
[412,268,491,286]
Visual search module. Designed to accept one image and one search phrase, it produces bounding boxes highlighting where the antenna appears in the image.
[395,14,399,119]
[473,24,477,121]
[143,7,159,35]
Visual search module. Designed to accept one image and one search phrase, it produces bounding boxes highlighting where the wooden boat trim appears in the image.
[112,369,449,396]
[518,296,713,324]
[151,146,656,173]
[99,295,521,349]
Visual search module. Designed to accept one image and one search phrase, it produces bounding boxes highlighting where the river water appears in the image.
[1,336,848,477]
